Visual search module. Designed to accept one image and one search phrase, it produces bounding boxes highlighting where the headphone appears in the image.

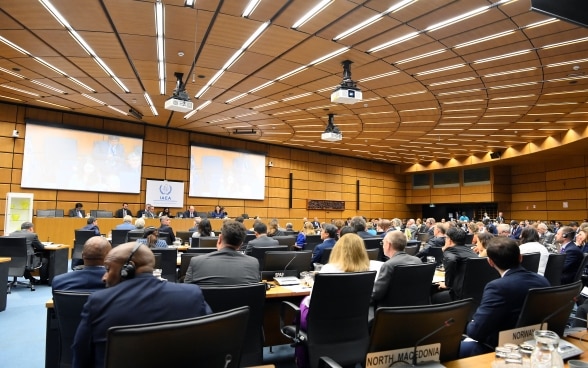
[120,243,142,280]
[562,232,575,239]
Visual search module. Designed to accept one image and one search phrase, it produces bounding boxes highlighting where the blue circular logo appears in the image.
[159,183,172,196]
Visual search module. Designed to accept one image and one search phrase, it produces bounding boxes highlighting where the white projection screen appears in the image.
[189,145,266,200]
[21,123,143,193]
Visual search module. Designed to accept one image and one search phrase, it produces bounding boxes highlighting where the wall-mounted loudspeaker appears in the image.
[490,152,501,159]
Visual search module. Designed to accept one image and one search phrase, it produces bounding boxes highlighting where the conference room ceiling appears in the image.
[1,0,588,167]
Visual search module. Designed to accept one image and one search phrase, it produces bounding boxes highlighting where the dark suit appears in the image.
[184,247,260,285]
[9,229,49,281]
[442,244,477,300]
[372,252,423,302]
[183,210,197,218]
[509,225,522,240]
[561,242,583,284]
[69,209,86,218]
[136,209,155,218]
[466,266,549,348]
[51,266,106,292]
[415,236,445,260]
[158,225,176,244]
[244,235,279,255]
[72,273,211,368]
[81,224,100,236]
[114,208,131,218]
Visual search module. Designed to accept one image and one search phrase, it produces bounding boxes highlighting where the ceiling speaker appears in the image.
[490,152,502,159]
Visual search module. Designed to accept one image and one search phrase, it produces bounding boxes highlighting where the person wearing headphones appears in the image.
[555,225,584,284]
[72,242,211,368]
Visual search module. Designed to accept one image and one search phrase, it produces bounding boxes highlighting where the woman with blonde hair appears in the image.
[267,218,284,237]
[295,221,316,249]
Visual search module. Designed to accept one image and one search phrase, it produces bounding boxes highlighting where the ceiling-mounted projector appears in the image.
[321,113,342,142]
[330,60,362,105]
[165,72,194,113]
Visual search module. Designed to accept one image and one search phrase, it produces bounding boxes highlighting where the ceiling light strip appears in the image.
[155,0,166,94]
[1,84,41,97]
[243,0,261,17]
[36,100,71,109]
[292,0,334,29]
[144,92,158,116]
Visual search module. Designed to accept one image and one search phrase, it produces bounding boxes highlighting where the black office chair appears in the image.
[417,233,430,243]
[374,263,436,308]
[157,231,171,245]
[52,291,91,368]
[280,271,376,368]
[125,230,144,242]
[428,246,444,266]
[544,253,567,286]
[573,253,588,283]
[184,247,218,254]
[363,237,382,250]
[366,248,379,261]
[175,231,194,244]
[404,245,419,256]
[243,233,256,246]
[37,209,59,217]
[369,299,474,363]
[251,245,288,270]
[320,248,332,264]
[198,236,219,248]
[304,235,322,252]
[273,235,297,249]
[520,252,541,273]
[459,257,500,310]
[464,233,474,245]
[0,236,41,292]
[261,251,312,280]
[104,306,250,368]
[73,230,96,269]
[110,229,131,247]
[178,253,200,282]
[151,248,178,283]
[200,283,266,366]
[153,253,162,270]
[515,280,582,337]
[90,210,113,218]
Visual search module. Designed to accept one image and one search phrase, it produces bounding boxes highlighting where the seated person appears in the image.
[188,217,201,232]
[157,216,176,244]
[473,232,493,257]
[69,202,86,218]
[311,224,338,264]
[295,222,316,249]
[191,218,215,238]
[244,222,279,255]
[415,223,446,261]
[184,220,259,285]
[9,221,49,284]
[114,215,135,230]
[461,237,549,357]
[210,205,226,219]
[158,207,173,218]
[81,217,101,236]
[52,236,111,291]
[136,227,168,248]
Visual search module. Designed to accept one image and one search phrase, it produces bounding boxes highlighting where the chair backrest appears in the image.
[251,245,288,270]
[363,237,382,250]
[198,237,219,248]
[573,253,588,282]
[200,284,266,366]
[272,235,297,248]
[150,248,178,283]
[464,233,474,244]
[184,247,218,254]
[320,248,332,264]
[73,230,96,259]
[369,299,473,363]
[543,253,567,286]
[125,230,144,242]
[515,280,582,336]
[90,210,113,218]
[261,251,312,280]
[428,247,444,266]
[459,256,499,307]
[105,306,250,368]
[520,252,541,273]
[52,291,91,368]
[243,233,256,246]
[157,231,171,245]
[306,271,376,368]
[405,245,419,256]
[366,248,379,261]
[305,235,322,252]
[37,209,64,217]
[111,229,131,247]
[375,263,437,308]
[175,231,194,244]
[153,253,162,270]
[196,211,208,218]
[0,236,28,277]
[417,233,430,243]
[178,253,200,282]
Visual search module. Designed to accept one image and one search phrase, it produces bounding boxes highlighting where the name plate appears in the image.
[498,324,542,346]
[366,343,441,368]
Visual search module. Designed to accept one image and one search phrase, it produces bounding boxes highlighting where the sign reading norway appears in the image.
[146,180,185,209]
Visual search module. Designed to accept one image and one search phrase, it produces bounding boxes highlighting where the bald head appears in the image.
[102,242,155,287]
[82,236,112,266]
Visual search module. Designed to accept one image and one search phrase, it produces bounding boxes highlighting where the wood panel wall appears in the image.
[0,102,410,235]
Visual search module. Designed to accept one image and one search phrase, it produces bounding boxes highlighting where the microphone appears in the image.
[412,318,454,366]
[540,295,579,331]
[276,253,297,278]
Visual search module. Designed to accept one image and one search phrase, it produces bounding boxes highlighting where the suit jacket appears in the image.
[244,235,280,255]
[72,273,211,368]
[9,230,45,255]
[69,208,86,218]
[157,225,176,244]
[51,266,107,292]
[183,210,198,218]
[415,236,445,260]
[372,251,423,302]
[184,247,260,285]
[114,208,131,218]
[561,242,584,284]
[311,238,337,264]
[509,226,522,240]
[466,266,550,347]
[443,244,477,299]
[81,224,101,236]
[114,222,135,230]
[137,209,156,218]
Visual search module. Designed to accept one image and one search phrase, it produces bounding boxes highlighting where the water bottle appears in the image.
[530,330,564,368]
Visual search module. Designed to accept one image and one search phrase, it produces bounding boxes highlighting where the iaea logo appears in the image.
[159,183,172,200]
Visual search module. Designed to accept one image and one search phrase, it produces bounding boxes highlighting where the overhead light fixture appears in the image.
[321,113,342,142]
[184,0,195,8]
[292,0,334,29]
[489,151,502,159]
[155,0,166,94]
[243,0,261,17]
[233,129,257,135]
[128,108,143,120]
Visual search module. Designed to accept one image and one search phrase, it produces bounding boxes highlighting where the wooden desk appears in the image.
[0,257,10,312]
[45,281,310,367]
[444,337,588,367]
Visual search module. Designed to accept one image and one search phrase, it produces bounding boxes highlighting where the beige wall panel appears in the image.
[512,192,547,202]
[165,168,187,181]
[0,103,18,122]
[546,178,586,191]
